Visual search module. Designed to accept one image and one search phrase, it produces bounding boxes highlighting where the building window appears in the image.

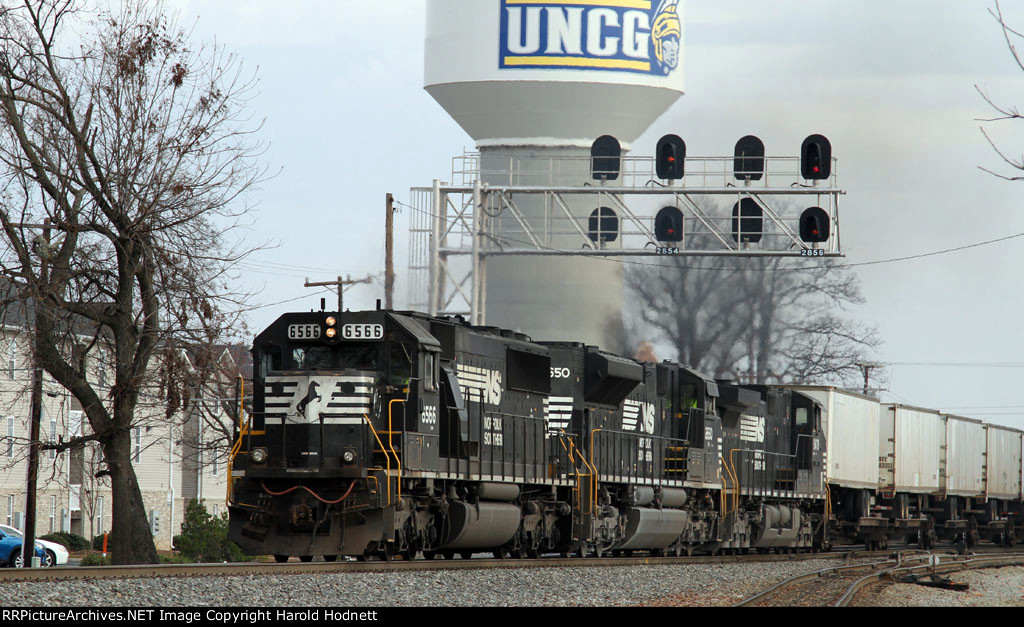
[49,495,56,533]
[95,496,104,535]
[5,416,12,458]
[5,496,12,526]
[133,427,141,463]
[7,341,15,380]
[48,414,56,460]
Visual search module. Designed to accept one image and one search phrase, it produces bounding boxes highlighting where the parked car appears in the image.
[0,525,66,567]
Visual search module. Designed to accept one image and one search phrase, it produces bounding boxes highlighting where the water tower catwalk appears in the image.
[422,0,686,351]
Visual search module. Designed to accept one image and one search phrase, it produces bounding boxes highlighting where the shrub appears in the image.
[40,532,89,552]
[173,499,252,563]
[92,534,113,551]
[79,552,111,566]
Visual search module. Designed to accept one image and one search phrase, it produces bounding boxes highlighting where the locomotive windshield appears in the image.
[255,342,382,377]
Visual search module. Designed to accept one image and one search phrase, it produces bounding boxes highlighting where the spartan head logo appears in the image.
[652,0,681,75]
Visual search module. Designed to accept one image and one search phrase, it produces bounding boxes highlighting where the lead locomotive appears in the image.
[228,307,827,561]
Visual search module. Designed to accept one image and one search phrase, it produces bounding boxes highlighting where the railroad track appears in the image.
[0,550,844,582]
[735,549,1024,607]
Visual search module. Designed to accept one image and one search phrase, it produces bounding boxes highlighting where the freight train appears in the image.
[226,307,1016,561]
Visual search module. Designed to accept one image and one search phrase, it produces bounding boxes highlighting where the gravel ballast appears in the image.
[5,561,1023,607]
[2,560,842,607]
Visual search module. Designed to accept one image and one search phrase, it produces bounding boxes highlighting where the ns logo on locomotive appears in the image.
[500,0,681,76]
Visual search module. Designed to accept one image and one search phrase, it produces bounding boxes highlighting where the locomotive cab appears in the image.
[229,310,442,559]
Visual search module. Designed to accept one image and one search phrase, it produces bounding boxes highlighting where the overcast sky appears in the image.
[165,0,1024,427]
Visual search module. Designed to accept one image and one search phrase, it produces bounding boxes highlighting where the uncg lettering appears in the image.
[504,6,651,60]
[500,1,681,75]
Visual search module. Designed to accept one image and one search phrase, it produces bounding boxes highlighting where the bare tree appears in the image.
[0,0,264,563]
[977,0,1024,180]
[626,231,880,386]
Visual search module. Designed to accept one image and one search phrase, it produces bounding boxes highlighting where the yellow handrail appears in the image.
[559,430,595,513]
[388,399,405,502]
[364,414,393,505]
[728,449,742,513]
[589,428,603,514]
[226,375,247,504]
[720,454,736,517]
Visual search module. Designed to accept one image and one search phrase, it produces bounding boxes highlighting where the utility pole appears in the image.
[385,193,395,310]
[856,362,884,396]
[304,275,373,312]
[22,218,50,568]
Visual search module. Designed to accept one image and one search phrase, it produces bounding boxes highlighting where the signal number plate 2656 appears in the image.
[342,324,384,340]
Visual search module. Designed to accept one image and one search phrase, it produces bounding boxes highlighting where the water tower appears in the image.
[423,0,686,351]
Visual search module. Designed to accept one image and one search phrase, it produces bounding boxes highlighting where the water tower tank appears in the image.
[424,0,686,350]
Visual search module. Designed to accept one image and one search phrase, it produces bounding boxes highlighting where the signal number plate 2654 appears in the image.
[342,324,384,340]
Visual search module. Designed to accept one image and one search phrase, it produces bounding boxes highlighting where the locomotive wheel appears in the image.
[299,555,313,562]
[460,551,473,560]
[382,544,394,562]
[650,548,664,557]
[442,550,456,560]
[493,549,507,559]
[526,547,539,559]
[273,555,289,563]
[323,555,338,562]
[423,551,436,560]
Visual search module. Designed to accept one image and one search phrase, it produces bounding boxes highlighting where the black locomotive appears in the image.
[227,307,827,561]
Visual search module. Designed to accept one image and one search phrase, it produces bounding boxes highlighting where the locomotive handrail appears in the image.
[363,413,394,506]
[590,428,603,512]
[559,430,596,514]
[227,375,248,504]
[564,430,597,514]
[388,399,405,503]
[723,451,740,515]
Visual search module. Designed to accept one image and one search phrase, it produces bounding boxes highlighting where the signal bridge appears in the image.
[408,138,845,323]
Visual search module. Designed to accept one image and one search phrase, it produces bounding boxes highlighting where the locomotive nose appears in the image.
[262,371,377,470]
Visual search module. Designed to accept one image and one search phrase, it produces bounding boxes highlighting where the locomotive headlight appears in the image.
[325,316,337,327]
[325,327,337,338]
[342,450,356,464]
[251,448,267,464]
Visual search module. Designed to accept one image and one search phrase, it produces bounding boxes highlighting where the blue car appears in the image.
[0,527,46,567]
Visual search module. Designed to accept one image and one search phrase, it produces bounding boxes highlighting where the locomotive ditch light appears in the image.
[342,449,356,464]
[251,448,267,464]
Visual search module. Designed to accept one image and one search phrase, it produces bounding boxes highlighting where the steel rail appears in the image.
[833,552,1024,607]
[0,551,845,582]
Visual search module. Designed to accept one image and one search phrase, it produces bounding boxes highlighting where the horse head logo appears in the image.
[295,381,322,418]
